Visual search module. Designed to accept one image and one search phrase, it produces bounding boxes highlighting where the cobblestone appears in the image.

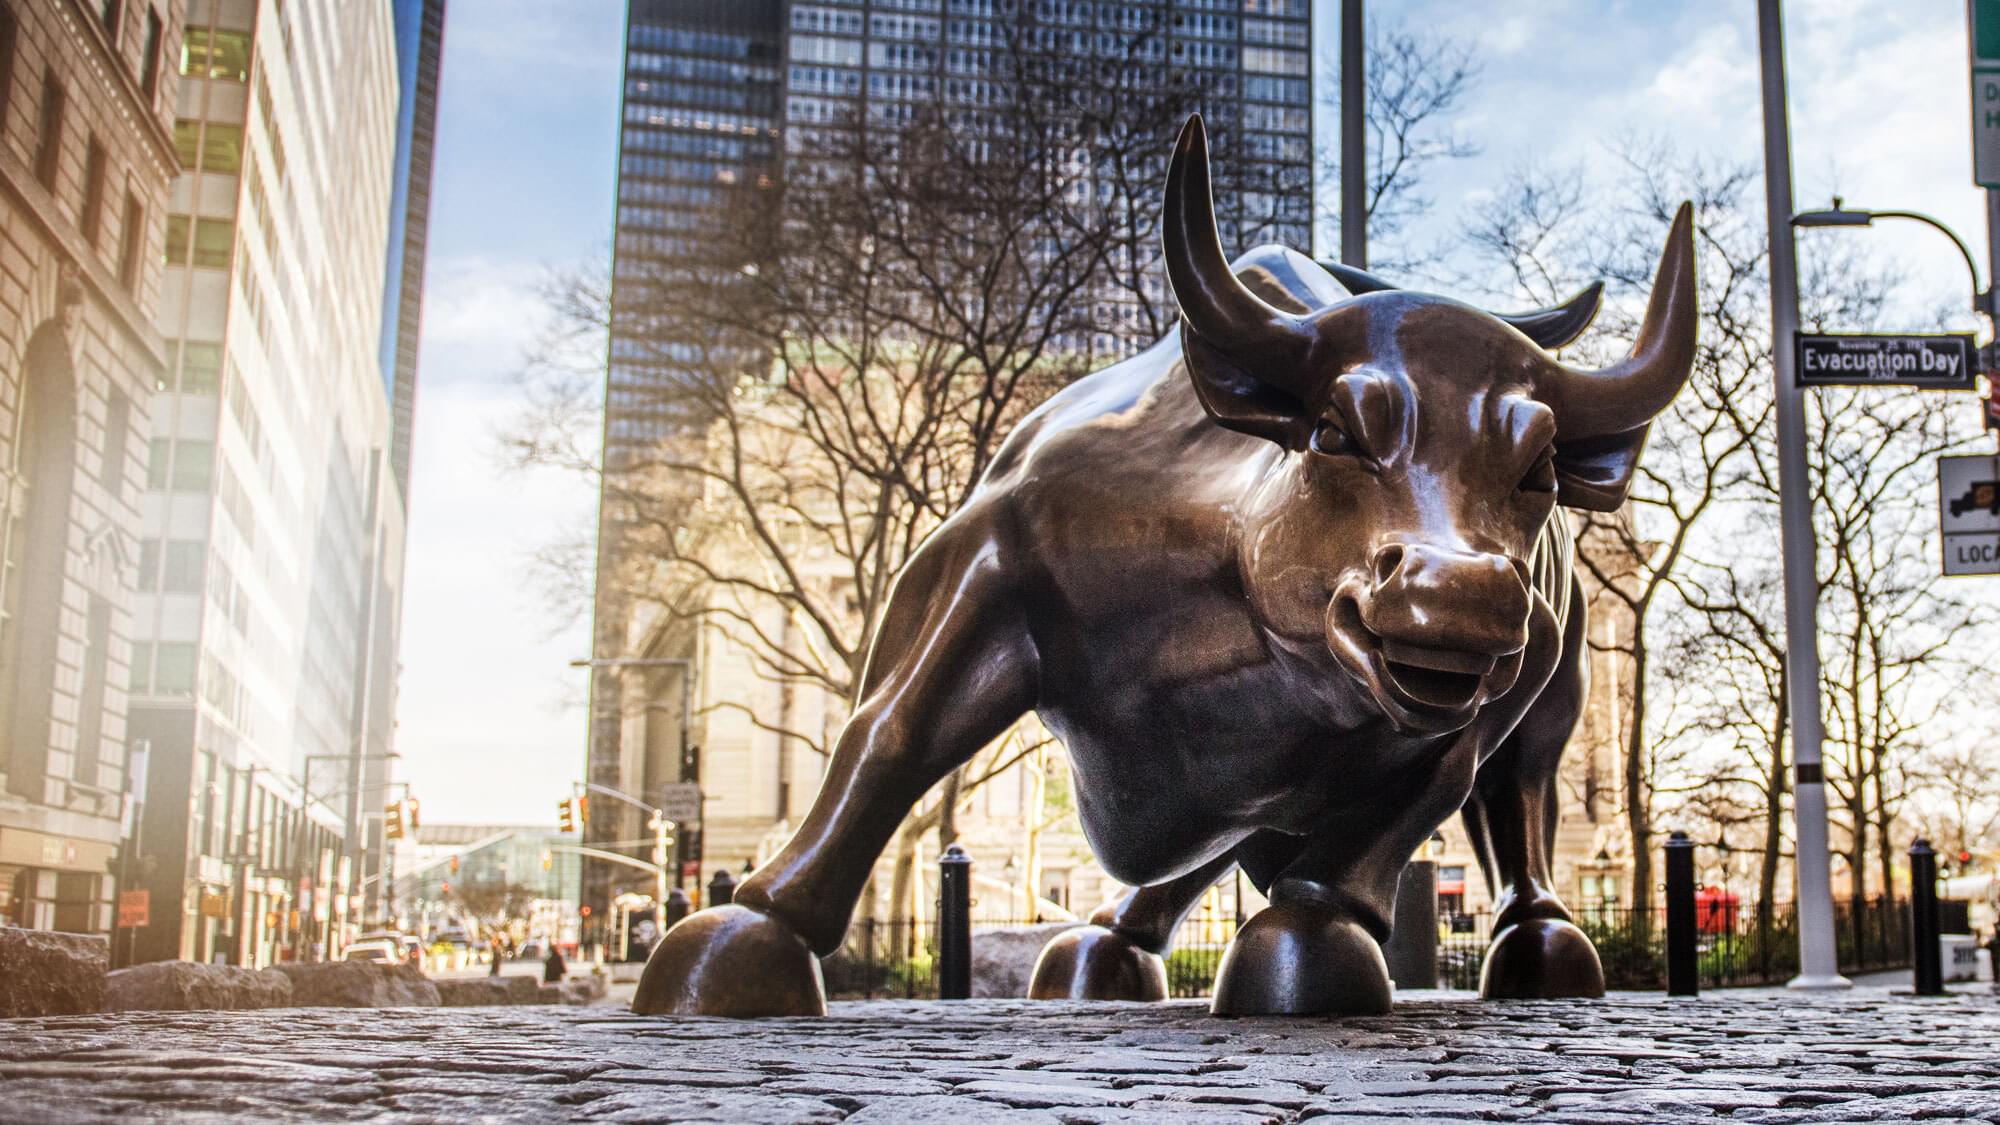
[2,991,1998,1122]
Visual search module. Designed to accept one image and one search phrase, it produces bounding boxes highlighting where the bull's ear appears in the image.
[1182,329,1314,448]
[1553,424,1652,511]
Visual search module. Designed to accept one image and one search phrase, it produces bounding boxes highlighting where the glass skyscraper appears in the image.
[585,0,1316,926]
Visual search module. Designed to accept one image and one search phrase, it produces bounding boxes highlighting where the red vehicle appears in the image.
[1694,887,1740,935]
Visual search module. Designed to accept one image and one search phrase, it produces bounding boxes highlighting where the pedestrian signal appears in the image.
[448,855,459,875]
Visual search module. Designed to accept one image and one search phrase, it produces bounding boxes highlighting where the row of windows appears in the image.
[1242,17,1306,47]
[1241,102,1306,133]
[620,123,774,163]
[163,214,234,269]
[1242,74,1307,104]
[627,22,775,62]
[872,13,941,41]
[1241,45,1306,75]
[790,64,863,96]
[147,437,212,493]
[627,50,777,86]
[168,338,222,393]
[792,5,863,36]
[0,5,150,291]
[181,26,250,82]
[625,74,779,116]
[173,117,242,173]
[131,640,196,697]
[618,153,762,186]
[619,179,724,208]
[617,203,721,233]
[870,40,937,71]
[791,34,862,67]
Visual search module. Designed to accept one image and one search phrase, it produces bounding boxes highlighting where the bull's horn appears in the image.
[1318,261,1604,351]
[1543,202,1698,437]
[1163,115,1313,378]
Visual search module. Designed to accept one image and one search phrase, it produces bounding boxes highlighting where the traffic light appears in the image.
[441,880,451,896]
[558,799,575,832]
[577,795,590,825]
[448,854,459,875]
[385,800,404,840]
[541,849,553,871]
[406,797,421,832]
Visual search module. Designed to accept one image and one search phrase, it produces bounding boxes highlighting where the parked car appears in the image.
[345,932,402,962]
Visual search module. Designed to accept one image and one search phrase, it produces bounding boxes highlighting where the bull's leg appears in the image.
[1029,851,1236,1001]
[1465,583,1604,999]
[632,518,1037,1017]
[1211,764,1476,1017]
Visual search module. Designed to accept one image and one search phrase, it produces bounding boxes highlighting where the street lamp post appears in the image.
[1793,198,1992,315]
[1755,0,1850,991]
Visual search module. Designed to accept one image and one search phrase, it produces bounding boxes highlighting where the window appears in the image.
[163,214,188,264]
[140,7,162,97]
[137,539,160,588]
[173,118,199,168]
[161,540,204,593]
[128,641,152,692]
[152,642,195,696]
[191,218,232,268]
[0,4,18,126]
[100,0,123,43]
[146,438,170,488]
[118,190,143,289]
[81,139,108,245]
[169,440,213,492]
[200,122,242,173]
[178,341,221,392]
[180,27,251,82]
[100,388,129,497]
[35,73,64,189]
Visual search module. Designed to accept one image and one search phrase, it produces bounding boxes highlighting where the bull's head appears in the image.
[1164,116,1696,734]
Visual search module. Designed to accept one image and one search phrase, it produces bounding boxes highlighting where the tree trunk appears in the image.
[1871,754,1896,905]
[1757,679,1787,941]
[1625,644,1652,932]
[937,767,964,849]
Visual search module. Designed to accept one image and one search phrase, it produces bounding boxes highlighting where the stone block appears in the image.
[102,960,292,1011]
[272,959,442,1007]
[972,922,1082,999]
[0,927,108,1017]
[436,968,548,1000]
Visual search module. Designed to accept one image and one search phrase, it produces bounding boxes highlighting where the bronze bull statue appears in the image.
[634,116,1696,1017]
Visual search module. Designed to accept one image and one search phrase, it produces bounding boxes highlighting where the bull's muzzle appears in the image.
[1326,544,1532,725]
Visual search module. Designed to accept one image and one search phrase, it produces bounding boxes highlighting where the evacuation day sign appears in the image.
[1793,334,1977,390]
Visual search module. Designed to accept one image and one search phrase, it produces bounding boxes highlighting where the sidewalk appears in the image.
[4,990,1997,1121]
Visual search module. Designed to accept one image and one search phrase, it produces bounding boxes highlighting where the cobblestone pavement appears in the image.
[4,991,1999,1123]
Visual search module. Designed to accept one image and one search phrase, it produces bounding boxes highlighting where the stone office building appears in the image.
[0,0,183,936]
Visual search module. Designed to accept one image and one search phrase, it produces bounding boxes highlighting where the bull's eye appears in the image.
[1521,448,1557,493]
[1309,419,1358,457]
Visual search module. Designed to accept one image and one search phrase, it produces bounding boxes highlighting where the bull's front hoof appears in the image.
[1479,917,1605,999]
[1028,924,1168,1001]
[1209,901,1391,1016]
[631,904,827,1017]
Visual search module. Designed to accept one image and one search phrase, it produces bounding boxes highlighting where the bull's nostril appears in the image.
[1372,544,1404,587]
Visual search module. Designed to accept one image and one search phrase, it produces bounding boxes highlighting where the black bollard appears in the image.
[938,843,972,1000]
[1911,839,1943,996]
[708,868,736,908]
[1384,860,1441,990]
[663,887,691,930]
[1664,831,1698,996]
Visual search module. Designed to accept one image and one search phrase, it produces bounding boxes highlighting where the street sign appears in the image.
[657,782,702,825]
[1795,334,1977,389]
[1974,0,2000,186]
[117,890,149,928]
[1938,453,2000,574]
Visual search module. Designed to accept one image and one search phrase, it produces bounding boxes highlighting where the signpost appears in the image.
[1938,454,2000,573]
[1795,334,1977,389]
[117,889,149,929]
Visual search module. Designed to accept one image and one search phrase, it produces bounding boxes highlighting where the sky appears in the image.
[394,0,1985,826]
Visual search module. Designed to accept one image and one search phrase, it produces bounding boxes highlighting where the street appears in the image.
[4,987,1998,1122]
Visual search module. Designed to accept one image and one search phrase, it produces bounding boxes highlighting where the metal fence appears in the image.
[822,898,1911,1000]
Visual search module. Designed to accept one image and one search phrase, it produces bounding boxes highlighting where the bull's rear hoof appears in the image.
[1028,924,1168,1001]
[632,904,826,1017]
[1209,901,1391,1016]
[1479,917,1605,999]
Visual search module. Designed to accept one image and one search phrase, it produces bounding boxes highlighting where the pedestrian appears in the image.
[489,933,504,976]
[543,943,567,983]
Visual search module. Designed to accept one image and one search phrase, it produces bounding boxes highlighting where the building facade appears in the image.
[126,0,419,967]
[583,0,1317,931]
[1,0,183,939]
